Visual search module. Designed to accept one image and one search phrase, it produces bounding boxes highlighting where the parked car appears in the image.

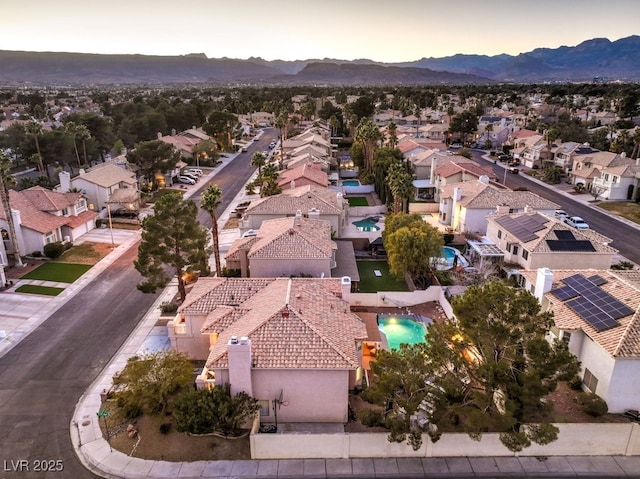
[268,141,276,149]
[178,176,195,185]
[565,216,589,229]
[186,168,203,176]
[554,210,568,221]
[181,172,199,182]
[498,154,511,162]
[508,167,519,174]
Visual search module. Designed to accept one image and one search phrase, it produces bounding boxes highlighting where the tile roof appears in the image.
[278,162,328,188]
[491,212,614,253]
[72,163,137,188]
[519,269,640,358]
[434,161,497,180]
[21,186,81,212]
[179,278,366,370]
[442,181,560,210]
[1,190,69,234]
[244,185,344,216]
[226,217,335,261]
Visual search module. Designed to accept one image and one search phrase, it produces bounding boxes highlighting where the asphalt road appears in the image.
[0,130,275,478]
[470,150,640,265]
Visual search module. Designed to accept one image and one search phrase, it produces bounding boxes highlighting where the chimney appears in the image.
[454,186,462,201]
[239,245,250,278]
[171,128,176,136]
[534,268,554,303]
[290,180,296,190]
[308,207,320,218]
[341,276,351,304]
[157,132,162,140]
[295,209,302,218]
[227,336,253,396]
[496,205,510,215]
[524,205,532,213]
[479,175,490,184]
[59,171,71,192]
[336,192,343,208]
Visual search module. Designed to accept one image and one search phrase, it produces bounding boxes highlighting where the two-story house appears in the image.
[167,276,367,424]
[520,268,640,414]
[439,179,559,234]
[587,159,640,201]
[486,212,616,270]
[569,150,634,191]
[239,185,348,238]
[0,186,96,256]
[277,162,329,190]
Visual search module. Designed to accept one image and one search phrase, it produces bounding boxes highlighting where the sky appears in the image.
[2,0,639,63]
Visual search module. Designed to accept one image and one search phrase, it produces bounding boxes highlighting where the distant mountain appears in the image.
[1,36,640,86]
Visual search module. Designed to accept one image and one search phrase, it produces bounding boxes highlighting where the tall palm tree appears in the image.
[64,121,84,167]
[200,184,223,277]
[26,120,46,178]
[388,162,414,214]
[251,152,266,180]
[0,153,23,267]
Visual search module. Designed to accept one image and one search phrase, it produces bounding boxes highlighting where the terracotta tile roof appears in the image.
[73,163,136,188]
[1,190,68,233]
[244,185,344,216]
[21,186,81,212]
[442,182,560,210]
[491,212,614,253]
[64,209,98,228]
[278,162,328,188]
[179,277,366,370]
[434,161,497,180]
[520,269,640,358]
[227,217,335,261]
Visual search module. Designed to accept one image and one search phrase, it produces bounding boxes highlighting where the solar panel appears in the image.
[551,285,580,300]
[555,273,634,331]
[546,240,596,252]
[555,230,576,240]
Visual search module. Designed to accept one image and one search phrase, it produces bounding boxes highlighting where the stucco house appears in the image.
[439,179,560,234]
[225,216,336,278]
[520,267,640,413]
[568,150,633,190]
[510,134,546,169]
[0,186,96,256]
[168,276,367,424]
[277,162,329,190]
[433,161,497,202]
[486,212,616,270]
[58,161,139,212]
[590,161,640,201]
[157,128,211,159]
[239,185,348,238]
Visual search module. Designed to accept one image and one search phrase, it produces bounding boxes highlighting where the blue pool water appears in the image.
[342,180,361,186]
[377,314,429,350]
[436,246,469,270]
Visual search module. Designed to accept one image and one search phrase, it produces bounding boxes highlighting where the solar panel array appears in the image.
[555,230,576,240]
[495,214,548,243]
[546,240,596,252]
[550,273,634,332]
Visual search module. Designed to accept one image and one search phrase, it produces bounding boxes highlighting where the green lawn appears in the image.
[347,196,369,207]
[15,284,65,296]
[597,201,640,225]
[357,261,408,292]
[21,262,92,283]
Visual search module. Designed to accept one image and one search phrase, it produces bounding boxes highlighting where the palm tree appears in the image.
[76,124,91,165]
[251,152,266,180]
[387,121,398,148]
[355,117,381,173]
[200,184,223,277]
[388,162,414,214]
[26,120,46,178]
[0,153,23,267]
[64,121,84,167]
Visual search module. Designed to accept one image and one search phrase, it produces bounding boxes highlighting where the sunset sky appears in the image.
[2,0,638,62]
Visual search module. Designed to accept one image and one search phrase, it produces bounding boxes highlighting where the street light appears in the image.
[106,204,115,249]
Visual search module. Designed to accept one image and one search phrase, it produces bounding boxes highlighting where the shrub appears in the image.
[576,392,608,416]
[567,375,583,391]
[43,242,65,259]
[31,251,42,257]
[159,301,179,314]
[95,219,103,228]
[159,422,172,434]
[63,241,73,250]
[443,233,454,245]
[358,408,386,428]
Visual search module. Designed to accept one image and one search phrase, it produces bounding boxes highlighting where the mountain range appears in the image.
[1,36,639,86]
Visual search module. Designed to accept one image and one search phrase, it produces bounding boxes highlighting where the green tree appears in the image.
[126,140,181,190]
[0,153,23,266]
[174,383,260,436]
[201,184,223,277]
[382,213,443,289]
[387,162,414,213]
[355,117,382,172]
[250,151,266,184]
[543,165,563,184]
[112,349,194,417]
[25,120,46,177]
[449,111,478,145]
[260,163,281,197]
[135,191,210,301]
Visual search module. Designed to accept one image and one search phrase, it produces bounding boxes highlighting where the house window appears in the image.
[512,245,519,255]
[612,176,618,183]
[522,249,529,260]
[44,231,56,244]
[497,230,502,239]
[76,198,87,212]
[258,400,270,417]
[604,174,609,181]
[562,331,571,344]
[583,368,598,393]
[62,207,69,216]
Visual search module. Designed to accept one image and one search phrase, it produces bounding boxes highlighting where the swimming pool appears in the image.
[377,314,429,350]
[342,180,361,186]
[352,217,380,232]
[435,246,470,270]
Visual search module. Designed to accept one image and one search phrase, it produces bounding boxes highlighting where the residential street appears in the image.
[471,150,640,265]
[0,133,274,478]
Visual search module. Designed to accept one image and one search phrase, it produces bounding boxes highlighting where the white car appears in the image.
[565,216,589,229]
[186,168,203,176]
[178,175,195,185]
[181,172,199,182]
[554,210,568,221]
